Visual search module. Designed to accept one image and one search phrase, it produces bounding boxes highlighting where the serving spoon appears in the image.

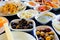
[3,23,14,40]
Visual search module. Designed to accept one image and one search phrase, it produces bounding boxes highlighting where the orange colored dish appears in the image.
[45,2,59,8]
[28,1,36,6]
[37,5,51,12]
[0,17,8,28]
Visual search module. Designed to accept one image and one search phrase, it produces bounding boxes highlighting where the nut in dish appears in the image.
[36,26,59,40]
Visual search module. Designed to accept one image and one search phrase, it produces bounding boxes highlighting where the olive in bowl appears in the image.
[10,19,35,31]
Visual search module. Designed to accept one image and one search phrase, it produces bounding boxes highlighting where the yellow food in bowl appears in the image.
[0,17,8,28]
[0,2,25,16]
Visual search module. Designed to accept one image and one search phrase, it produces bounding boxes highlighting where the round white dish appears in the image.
[17,9,39,19]
[0,1,26,16]
[10,19,36,32]
[11,32,36,40]
[35,11,56,24]
[0,32,36,40]
[34,25,59,40]
[34,5,52,12]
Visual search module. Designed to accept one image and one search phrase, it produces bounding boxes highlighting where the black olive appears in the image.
[22,23,26,26]
[11,22,18,29]
[19,19,27,26]
[12,25,16,29]
[11,22,18,26]
[28,24,33,29]
[23,21,27,24]
[19,24,23,28]
[19,21,22,24]
[21,19,26,22]
[28,22,33,24]
[37,35,41,38]
[19,19,25,24]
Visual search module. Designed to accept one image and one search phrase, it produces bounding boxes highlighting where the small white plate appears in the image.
[0,32,36,40]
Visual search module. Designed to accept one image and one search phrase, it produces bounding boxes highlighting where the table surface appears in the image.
[0,0,59,40]
[4,7,60,40]
[0,6,60,40]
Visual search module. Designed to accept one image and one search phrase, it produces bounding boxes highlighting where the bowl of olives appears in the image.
[35,25,59,40]
[10,19,36,31]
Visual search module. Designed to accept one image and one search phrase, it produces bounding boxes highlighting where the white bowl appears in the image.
[24,1,40,8]
[0,1,26,16]
[17,9,39,19]
[9,19,36,32]
[34,5,52,12]
[35,11,56,24]
[52,15,60,35]
[35,25,59,40]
